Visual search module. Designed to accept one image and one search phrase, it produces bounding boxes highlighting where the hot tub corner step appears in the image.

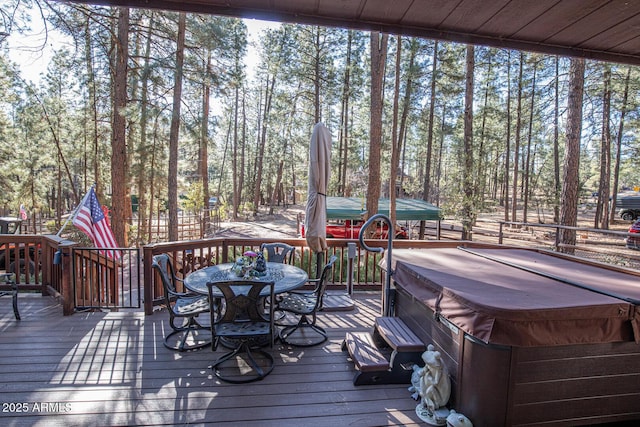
[344,331,390,373]
[343,317,427,386]
[374,316,426,352]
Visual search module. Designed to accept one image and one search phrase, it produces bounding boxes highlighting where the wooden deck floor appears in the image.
[0,293,424,426]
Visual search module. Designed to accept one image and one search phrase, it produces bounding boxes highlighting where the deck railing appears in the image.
[142,237,411,315]
[3,220,639,316]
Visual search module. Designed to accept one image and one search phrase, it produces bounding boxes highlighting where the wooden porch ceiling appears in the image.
[63,0,640,65]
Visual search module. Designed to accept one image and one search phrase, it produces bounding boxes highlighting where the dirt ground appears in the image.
[213,205,304,238]
[212,202,630,239]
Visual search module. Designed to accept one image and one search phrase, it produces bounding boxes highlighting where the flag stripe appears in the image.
[74,208,94,238]
[72,188,120,259]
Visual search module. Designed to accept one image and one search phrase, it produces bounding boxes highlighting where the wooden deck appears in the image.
[0,293,424,426]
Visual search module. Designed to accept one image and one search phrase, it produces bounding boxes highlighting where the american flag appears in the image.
[72,188,120,259]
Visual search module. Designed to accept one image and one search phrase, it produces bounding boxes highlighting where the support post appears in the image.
[347,242,357,295]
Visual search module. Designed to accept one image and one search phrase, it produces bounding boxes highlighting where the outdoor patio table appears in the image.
[184,262,308,349]
[183,262,308,296]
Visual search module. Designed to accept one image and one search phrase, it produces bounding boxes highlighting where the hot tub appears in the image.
[387,243,640,426]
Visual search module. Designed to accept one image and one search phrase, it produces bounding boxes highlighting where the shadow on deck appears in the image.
[0,293,423,426]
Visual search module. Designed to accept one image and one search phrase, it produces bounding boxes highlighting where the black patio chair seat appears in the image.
[173,294,210,316]
[277,291,317,313]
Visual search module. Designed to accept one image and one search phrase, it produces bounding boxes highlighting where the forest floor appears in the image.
[213,204,304,238]
[212,198,631,240]
[211,201,640,270]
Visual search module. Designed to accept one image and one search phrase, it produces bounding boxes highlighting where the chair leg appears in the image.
[12,287,20,321]
[279,315,327,347]
[212,341,274,384]
[212,343,243,367]
[164,317,211,351]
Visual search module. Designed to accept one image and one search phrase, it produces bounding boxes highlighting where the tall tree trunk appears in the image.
[511,52,524,222]
[339,31,353,196]
[523,59,537,224]
[167,12,186,241]
[366,31,388,220]
[553,56,561,223]
[610,67,631,223]
[270,90,299,214]
[389,35,402,225]
[596,66,611,229]
[391,37,417,227]
[397,39,417,195]
[559,58,585,252]
[111,7,129,247]
[423,40,438,202]
[435,104,446,206]
[201,52,211,233]
[147,131,158,241]
[84,14,99,191]
[56,162,62,227]
[253,74,275,215]
[269,160,284,214]
[461,45,475,240]
[504,51,511,222]
[218,112,231,215]
[232,87,240,219]
[239,93,246,214]
[477,54,491,212]
[420,40,438,239]
[137,13,154,244]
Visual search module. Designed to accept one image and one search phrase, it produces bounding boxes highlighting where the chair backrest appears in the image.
[151,254,179,302]
[260,242,295,264]
[313,255,338,310]
[207,280,276,345]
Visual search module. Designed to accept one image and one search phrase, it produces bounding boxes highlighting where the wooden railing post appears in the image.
[59,242,74,316]
[222,240,229,263]
[41,235,53,296]
[143,245,155,315]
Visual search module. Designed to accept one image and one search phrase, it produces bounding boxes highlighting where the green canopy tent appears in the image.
[325,197,366,220]
[326,197,442,221]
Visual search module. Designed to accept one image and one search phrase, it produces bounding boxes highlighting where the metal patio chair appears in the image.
[152,254,210,351]
[277,255,337,347]
[260,242,295,264]
[207,280,276,383]
[260,242,295,318]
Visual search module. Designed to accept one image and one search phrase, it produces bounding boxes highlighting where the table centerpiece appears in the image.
[232,250,267,278]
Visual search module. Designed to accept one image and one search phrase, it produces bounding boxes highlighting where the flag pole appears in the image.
[56,185,94,237]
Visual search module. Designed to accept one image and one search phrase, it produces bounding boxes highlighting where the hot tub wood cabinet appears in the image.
[387,244,640,427]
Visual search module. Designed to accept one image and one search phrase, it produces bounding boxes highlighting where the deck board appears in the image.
[0,294,424,426]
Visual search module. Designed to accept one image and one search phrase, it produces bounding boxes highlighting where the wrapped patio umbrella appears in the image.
[305,122,331,277]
